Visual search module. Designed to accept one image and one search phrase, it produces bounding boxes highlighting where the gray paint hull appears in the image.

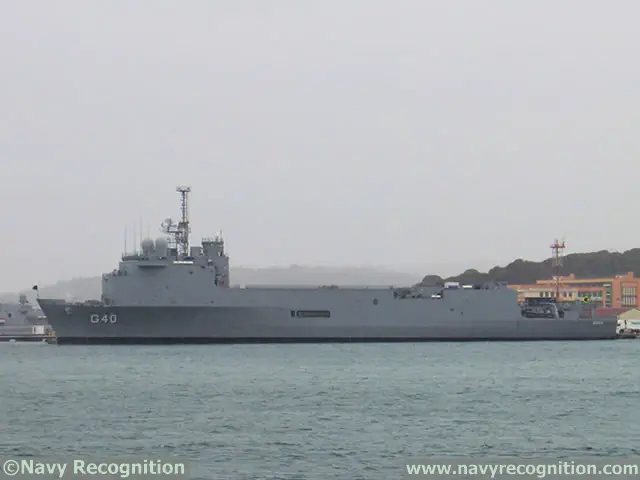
[38,301,618,344]
[1,300,51,338]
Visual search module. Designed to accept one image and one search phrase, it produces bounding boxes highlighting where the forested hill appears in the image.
[419,248,640,286]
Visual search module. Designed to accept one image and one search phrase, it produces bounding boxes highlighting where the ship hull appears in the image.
[38,301,618,344]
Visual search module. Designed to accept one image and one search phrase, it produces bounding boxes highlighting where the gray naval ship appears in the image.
[1,294,52,341]
[37,186,617,344]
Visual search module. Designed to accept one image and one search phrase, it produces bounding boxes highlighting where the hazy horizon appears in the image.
[0,262,465,297]
[2,1,638,292]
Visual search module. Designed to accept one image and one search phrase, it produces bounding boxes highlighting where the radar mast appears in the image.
[160,186,192,257]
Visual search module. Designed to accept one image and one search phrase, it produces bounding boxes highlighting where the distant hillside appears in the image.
[0,265,421,303]
[6,250,639,303]
[419,248,640,286]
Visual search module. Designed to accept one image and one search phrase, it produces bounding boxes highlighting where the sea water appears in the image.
[1,341,638,479]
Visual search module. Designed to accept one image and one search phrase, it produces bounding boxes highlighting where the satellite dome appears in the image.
[141,238,154,254]
[155,237,169,256]
[155,237,168,249]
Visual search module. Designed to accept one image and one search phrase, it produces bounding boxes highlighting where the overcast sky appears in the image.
[1,1,638,292]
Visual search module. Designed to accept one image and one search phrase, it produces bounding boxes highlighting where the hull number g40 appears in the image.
[90,314,117,324]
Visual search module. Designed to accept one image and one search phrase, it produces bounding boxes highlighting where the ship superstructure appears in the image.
[1,294,52,339]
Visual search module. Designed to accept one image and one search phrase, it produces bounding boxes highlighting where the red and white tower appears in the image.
[550,238,566,301]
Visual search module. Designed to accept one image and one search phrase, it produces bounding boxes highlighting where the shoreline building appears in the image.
[509,272,640,310]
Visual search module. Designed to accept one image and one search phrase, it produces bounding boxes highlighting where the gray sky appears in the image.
[1,1,638,292]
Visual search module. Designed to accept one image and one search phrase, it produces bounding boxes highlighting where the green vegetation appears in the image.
[420,248,640,286]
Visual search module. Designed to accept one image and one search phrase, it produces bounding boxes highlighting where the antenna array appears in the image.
[160,186,192,257]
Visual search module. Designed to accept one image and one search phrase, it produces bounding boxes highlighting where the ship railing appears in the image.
[57,299,102,306]
[239,284,403,290]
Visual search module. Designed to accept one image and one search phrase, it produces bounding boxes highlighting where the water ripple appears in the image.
[1,341,639,479]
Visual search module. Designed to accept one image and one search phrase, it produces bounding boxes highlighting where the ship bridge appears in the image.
[101,187,230,305]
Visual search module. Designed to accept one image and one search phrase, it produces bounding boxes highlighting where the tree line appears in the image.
[419,248,640,286]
